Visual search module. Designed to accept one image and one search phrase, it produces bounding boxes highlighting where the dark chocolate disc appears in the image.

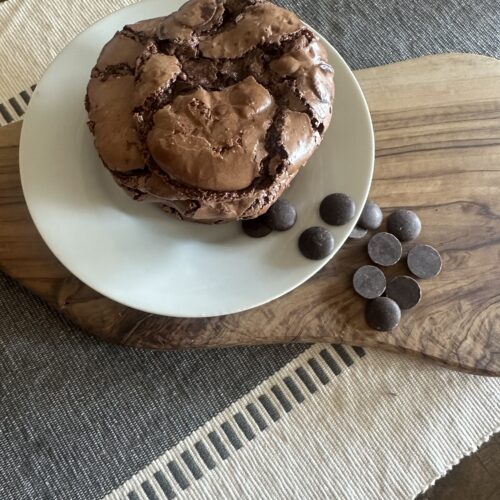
[365,297,401,331]
[349,226,368,240]
[387,209,421,242]
[407,244,442,279]
[358,200,383,230]
[386,276,422,310]
[298,227,334,260]
[266,199,297,231]
[353,265,386,299]
[319,193,356,226]
[367,232,402,266]
[242,216,272,238]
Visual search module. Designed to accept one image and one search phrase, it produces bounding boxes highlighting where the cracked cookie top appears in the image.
[86,0,334,223]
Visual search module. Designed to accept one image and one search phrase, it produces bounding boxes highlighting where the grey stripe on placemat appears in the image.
[105,344,367,500]
[0,102,14,124]
[0,86,36,125]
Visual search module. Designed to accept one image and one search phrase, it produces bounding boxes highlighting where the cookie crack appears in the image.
[133,27,322,194]
[91,64,135,80]
[86,1,334,222]
[137,28,320,131]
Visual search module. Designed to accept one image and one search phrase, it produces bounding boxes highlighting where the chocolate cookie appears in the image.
[86,0,335,224]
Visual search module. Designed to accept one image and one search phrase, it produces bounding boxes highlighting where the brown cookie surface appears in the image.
[86,0,334,223]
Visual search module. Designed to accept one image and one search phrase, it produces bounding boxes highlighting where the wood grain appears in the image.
[0,54,499,375]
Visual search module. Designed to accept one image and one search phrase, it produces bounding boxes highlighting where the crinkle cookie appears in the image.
[86,0,334,223]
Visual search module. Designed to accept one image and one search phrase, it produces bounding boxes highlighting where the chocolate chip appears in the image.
[367,232,402,266]
[358,200,383,230]
[407,244,442,279]
[298,227,334,260]
[365,297,401,331]
[349,226,368,239]
[387,209,421,241]
[353,265,386,299]
[266,199,297,231]
[385,276,422,310]
[319,193,356,226]
[242,216,272,238]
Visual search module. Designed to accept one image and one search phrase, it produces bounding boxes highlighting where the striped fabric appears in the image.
[0,85,35,125]
[105,345,366,499]
[105,344,366,500]
[104,345,499,500]
[0,0,137,125]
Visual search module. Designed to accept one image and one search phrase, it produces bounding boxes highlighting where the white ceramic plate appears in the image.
[20,0,374,318]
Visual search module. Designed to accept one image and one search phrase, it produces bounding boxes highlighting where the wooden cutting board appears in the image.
[1,54,499,375]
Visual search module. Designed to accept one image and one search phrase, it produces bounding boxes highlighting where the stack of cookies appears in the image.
[86,0,335,223]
